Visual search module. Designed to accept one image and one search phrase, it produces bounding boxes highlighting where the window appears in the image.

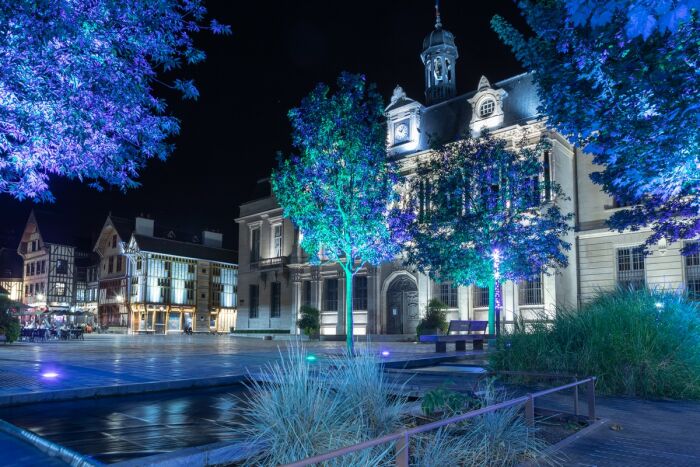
[112,234,117,248]
[26,263,30,276]
[250,228,260,262]
[617,247,645,290]
[270,282,281,318]
[686,243,700,300]
[25,285,29,296]
[56,259,68,275]
[303,280,312,307]
[32,240,37,252]
[323,278,338,311]
[136,257,142,270]
[29,283,34,295]
[353,276,368,310]
[272,224,282,257]
[543,151,552,201]
[519,276,544,306]
[479,99,495,117]
[249,284,259,318]
[440,283,458,308]
[108,256,114,274]
[473,286,489,308]
[117,256,123,272]
[41,260,46,274]
[55,282,66,296]
[29,262,35,276]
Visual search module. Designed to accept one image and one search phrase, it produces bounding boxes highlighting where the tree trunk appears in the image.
[345,270,354,353]
[488,276,496,335]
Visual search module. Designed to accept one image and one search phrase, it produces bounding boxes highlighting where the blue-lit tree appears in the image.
[492,1,699,254]
[272,73,411,352]
[405,134,572,335]
[0,0,230,201]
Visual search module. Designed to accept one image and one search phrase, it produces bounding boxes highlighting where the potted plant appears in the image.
[416,298,448,337]
[297,305,320,340]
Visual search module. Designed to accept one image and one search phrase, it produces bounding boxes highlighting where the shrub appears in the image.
[0,300,20,343]
[491,288,700,398]
[241,342,405,465]
[416,298,448,337]
[296,305,320,338]
[412,381,548,467]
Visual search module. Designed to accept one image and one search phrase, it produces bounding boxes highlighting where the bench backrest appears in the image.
[447,320,488,335]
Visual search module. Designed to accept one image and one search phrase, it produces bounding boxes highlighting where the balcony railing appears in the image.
[250,256,288,271]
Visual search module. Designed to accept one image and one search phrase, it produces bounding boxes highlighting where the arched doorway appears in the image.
[385,275,418,334]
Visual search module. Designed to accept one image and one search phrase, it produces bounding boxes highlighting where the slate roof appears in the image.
[418,73,540,149]
[0,247,23,278]
[108,216,134,242]
[30,210,76,246]
[132,234,237,264]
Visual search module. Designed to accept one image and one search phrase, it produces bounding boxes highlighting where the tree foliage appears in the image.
[272,73,412,350]
[492,1,699,254]
[0,0,230,201]
[405,133,572,289]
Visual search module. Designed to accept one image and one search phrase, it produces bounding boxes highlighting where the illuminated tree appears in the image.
[0,0,230,201]
[405,134,572,335]
[492,1,699,254]
[273,73,411,352]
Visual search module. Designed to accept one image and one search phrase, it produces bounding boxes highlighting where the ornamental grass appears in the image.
[491,288,700,399]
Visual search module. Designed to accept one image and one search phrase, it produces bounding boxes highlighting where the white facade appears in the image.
[234,13,699,336]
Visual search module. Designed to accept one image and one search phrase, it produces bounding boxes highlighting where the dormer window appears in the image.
[479,99,495,118]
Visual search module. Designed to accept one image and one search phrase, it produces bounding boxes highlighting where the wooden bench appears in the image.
[419,320,490,353]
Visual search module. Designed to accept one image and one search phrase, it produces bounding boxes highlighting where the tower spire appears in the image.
[435,0,442,29]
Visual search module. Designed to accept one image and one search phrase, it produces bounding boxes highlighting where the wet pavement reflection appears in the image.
[2,385,247,463]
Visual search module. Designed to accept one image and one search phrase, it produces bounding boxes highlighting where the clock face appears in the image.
[394,123,409,141]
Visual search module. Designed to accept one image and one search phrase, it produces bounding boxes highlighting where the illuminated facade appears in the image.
[16,210,97,317]
[0,247,23,302]
[236,9,698,336]
[124,219,238,334]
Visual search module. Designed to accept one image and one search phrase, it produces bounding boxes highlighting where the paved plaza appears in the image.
[0,334,460,404]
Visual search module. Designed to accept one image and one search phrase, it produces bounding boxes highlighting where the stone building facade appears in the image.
[234,10,699,336]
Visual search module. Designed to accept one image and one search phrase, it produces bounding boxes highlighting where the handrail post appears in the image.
[395,431,409,467]
[587,378,596,422]
[525,394,535,427]
[573,377,579,418]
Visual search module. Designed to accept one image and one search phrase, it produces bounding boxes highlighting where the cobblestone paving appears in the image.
[0,334,454,399]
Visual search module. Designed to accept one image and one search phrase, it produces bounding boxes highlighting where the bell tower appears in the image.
[421,1,458,105]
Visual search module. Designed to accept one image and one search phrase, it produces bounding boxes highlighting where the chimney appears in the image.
[135,216,154,237]
[202,230,223,248]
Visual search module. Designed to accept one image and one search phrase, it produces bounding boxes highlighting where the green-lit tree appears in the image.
[272,73,412,352]
[492,1,699,253]
[405,133,572,335]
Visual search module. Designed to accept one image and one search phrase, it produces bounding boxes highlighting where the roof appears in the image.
[0,247,23,278]
[132,234,237,264]
[417,73,540,149]
[29,210,76,245]
[108,216,134,242]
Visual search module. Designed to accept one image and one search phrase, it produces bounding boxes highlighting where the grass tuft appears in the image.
[491,288,700,398]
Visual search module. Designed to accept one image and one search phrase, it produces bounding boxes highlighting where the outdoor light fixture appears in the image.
[381,350,390,357]
[41,371,59,379]
[655,302,664,309]
[305,354,317,363]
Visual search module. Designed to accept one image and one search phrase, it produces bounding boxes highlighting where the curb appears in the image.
[0,418,103,467]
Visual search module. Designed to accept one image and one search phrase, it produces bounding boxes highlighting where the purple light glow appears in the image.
[381,350,390,357]
[41,371,59,379]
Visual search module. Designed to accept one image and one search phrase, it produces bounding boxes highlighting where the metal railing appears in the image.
[282,376,596,467]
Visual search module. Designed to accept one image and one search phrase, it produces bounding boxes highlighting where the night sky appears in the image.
[0,0,528,251]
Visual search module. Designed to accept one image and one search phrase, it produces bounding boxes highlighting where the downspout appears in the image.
[573,146,582,309]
